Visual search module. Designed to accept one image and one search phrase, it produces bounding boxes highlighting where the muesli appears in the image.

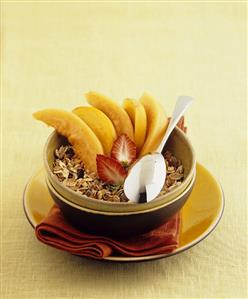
[52,145,184,202]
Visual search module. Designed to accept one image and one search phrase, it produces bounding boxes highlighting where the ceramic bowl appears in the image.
[44,127,196,213]
[46,170,196,236]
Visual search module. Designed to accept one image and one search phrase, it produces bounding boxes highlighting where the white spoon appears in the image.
[124,96,193,203]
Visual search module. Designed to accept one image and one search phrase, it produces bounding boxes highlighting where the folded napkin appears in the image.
[35,206,181,259]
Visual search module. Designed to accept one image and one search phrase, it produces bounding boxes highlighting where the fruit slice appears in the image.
[96,155,127,184]
[33,109,104,173]
[85,91,134,140]
[139,93,169,156]
[73,106,117,155]
[123,99,136,126]
[123,98,147,151]
[111,134,137,166]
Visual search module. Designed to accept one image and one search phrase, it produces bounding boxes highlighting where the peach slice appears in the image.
[123,98,147,151]
[33,109,104,173]
[139,93,169,156]
[85,91,134,141]
[73,106,117,155]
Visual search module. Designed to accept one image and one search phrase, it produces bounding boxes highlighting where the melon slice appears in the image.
[73,106,117,155]
[123,98,147,151]
[33,109,104,173]
[139,93,169,156]
[85,91,134,140]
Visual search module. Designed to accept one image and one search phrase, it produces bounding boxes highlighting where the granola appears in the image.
[52,145,184,202]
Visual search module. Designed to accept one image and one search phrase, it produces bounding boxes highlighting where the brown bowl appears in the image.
[44,127,196,213]
[46,170,196,237]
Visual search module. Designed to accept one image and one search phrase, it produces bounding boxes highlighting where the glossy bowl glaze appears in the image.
[44,127,196,213]
[46,170,196,236]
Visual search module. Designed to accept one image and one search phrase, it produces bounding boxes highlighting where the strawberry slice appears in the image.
[111,134,137,166]
[177,116,187,133]
[96,155,127,185]
[168,116,187,133]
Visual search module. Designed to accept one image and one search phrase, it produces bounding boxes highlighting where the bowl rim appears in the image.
[46,169,196,216]
[44,126,196,209]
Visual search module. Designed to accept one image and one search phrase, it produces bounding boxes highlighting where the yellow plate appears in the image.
[23,163,224,262]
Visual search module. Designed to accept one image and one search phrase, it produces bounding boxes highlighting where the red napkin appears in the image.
[35,206,181,259]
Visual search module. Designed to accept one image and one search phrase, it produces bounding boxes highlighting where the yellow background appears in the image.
[1,2,247,298]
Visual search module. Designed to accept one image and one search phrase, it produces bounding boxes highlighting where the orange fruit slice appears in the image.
[33,109,104,173]
[139,93,169,156]
[85,91,134,140]
[123,98,147,151]
[73,106,117,155]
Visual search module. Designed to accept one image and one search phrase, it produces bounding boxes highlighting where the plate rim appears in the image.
[23,162,225,262]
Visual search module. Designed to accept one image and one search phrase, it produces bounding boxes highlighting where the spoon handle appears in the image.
[157,96,193,153]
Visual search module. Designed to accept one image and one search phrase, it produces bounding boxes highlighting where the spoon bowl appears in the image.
[124,153,166,203]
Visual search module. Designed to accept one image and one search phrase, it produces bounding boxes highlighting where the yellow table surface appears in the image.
[1,2,247,298]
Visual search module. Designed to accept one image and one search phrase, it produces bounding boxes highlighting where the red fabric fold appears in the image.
[35,206,181,260]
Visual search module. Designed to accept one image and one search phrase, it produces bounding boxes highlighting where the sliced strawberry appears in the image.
[177,116,184,128]
[169,116,187,133]
[96,155,127,185]
[111,134,137,166]
[177,116,187,133]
